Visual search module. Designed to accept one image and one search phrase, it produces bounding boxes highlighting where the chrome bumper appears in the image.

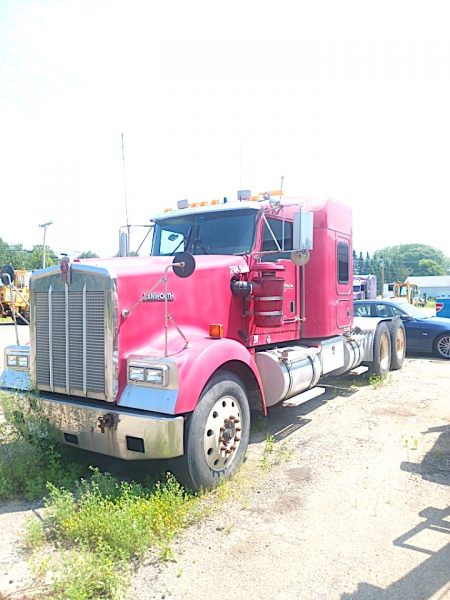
[14,394,184,460]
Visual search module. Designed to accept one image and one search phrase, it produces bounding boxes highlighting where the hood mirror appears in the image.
[173,252,196,278]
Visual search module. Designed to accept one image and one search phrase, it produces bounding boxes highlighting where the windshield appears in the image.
[151,209,257,256]
[396,302,432,318]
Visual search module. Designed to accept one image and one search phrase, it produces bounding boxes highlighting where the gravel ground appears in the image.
[0,321,449,599]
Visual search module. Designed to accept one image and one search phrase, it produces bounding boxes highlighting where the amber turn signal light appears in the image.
[209,324,224,338]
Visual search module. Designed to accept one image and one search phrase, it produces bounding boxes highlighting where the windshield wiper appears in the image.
[170,226,192,256]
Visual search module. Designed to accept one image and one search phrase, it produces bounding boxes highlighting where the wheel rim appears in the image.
[203,395,242,471]
[380,333,390,371]
[437,335,450,358]
[395,328,406,361]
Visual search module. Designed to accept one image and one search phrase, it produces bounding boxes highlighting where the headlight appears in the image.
[145,367,167,385]
[127,363,169,387]
[128,367,145,382]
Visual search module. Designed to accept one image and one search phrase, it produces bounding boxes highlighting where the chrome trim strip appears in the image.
[49,285,53,391]
[65,283,69,395]
[83,284,87,395]
[105,276,119,402]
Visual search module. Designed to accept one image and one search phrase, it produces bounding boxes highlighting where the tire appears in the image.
[387,319,406,370]
[168,370,250,491]
[370,322,392,377]
[434,333,450,359]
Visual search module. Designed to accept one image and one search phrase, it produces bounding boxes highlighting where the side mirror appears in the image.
[173,252,196,278]
[293,211,313,251]
[400,314,414,322]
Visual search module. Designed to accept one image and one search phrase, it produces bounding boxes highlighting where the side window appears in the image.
[159,229,186,255]
[337,241,349,284]
[262,218,293,259]
[375,304,393,318]
[354,304,370,317]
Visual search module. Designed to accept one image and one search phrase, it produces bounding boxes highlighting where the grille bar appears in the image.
[83,284,87,395]
[65,284,69,395]
[49,286,53,390]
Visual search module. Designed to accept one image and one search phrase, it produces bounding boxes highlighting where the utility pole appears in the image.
[39,221,53,268]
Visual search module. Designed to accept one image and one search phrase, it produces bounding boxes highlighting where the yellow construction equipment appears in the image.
[386,282,423,305]
[0,265,30,324]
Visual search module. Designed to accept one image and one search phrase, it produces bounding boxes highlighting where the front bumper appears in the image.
[8,394,184,460]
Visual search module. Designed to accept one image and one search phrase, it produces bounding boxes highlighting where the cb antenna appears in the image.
[280,175,285,194]
[121,132,130,254]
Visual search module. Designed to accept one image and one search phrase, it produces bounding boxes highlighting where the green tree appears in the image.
[417,259,446,276]
[77,251,99,259]
[352,249,358,275]
[26,246,58,270]
[373,244,449,282]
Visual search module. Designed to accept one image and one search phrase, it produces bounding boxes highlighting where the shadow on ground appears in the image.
[250,378,360,444]
[341,506,450,600]
[401,424,450,486]
[341,427,450,599]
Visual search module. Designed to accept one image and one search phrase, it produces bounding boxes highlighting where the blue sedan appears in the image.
[354,299,450,359]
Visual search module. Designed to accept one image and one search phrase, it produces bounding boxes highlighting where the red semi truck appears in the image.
[0,191,405,490]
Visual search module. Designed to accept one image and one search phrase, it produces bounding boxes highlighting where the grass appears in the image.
[368,373,389,388]
[0,393,85,500]
[25,469,196,599]
[0,394,295,599]
[0,394,199,598]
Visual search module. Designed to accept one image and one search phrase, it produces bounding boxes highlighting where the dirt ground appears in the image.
[0,322,449,599]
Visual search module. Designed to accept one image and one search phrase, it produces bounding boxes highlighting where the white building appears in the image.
[405,276,450,298]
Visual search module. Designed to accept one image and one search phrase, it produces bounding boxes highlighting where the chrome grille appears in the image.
[35,288,106,396]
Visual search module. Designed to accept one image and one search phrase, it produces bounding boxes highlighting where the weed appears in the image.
[275,441,294,464]
[24,469,197,596]
[23,516,46,551]
[368,374,387,388]
[0,396,84,500]
[261,434,275,470]
[44,547,126,600]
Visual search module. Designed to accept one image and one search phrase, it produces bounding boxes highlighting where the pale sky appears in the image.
[1,0,450,259]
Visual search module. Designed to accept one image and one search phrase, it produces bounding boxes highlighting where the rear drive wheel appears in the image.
[387,319,406,370]
[370,322,391,377]
[434,333,450,359]
[168,371,250,491]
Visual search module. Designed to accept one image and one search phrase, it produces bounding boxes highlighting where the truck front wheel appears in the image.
[169,371,250,491]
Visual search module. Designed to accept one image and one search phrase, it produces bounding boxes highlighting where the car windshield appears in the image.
[152,209,257,256]
[397,303,435,318]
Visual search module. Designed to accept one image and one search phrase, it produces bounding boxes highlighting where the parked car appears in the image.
[435,298,450,319]
[354,299,450,359]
